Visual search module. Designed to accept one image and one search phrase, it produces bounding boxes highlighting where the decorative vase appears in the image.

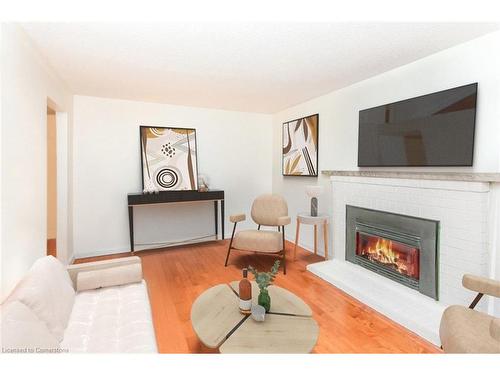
[310,197,318,216]
[306,185,324,217]
[258,288,271,312]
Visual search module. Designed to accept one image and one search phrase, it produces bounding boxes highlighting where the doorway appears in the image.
[47,106,57,257]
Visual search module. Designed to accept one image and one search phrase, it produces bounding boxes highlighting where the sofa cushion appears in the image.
[76,262,142,292]
[67,256,141,288]
[1,301,60,352]
[61,280,157,353]
[6,256,75,342]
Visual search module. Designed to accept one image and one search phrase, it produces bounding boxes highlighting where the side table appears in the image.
[294,213,329,260]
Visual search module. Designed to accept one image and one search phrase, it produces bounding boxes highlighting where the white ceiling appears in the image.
[22,22,499,113]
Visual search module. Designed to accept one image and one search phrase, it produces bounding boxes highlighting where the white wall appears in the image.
[272,31,500,255]
[72,95,273,258]
[47,113,57,239]
[1,24,73,299]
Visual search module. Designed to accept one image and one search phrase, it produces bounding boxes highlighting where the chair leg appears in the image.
[282,225,286,275]
[225,222,237,267]
[257,224,261,230]
[224,247,232,267]
[469,293,483,309]
[294,218,300,261]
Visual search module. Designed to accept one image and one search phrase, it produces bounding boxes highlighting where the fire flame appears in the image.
[363,238,409,274]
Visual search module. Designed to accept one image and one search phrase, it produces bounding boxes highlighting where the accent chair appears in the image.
[225,194,291,274]
[439,274,500,353]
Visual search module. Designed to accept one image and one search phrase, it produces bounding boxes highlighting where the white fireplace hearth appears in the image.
[307,172,500,346]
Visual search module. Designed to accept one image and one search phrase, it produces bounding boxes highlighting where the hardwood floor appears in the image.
[75,240,441,353]
[47,238,56,257]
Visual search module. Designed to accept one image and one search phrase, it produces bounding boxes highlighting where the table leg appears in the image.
[128,205,134,253]
[294,218,300,261]
[221,199,225,240]
[314,224,317,255]
[324,221,328,259]
[214,201,219,240]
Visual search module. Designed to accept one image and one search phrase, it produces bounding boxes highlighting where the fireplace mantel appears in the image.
[321,170,500,182]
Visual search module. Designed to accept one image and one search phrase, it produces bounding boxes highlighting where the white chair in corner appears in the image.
[225,194,291,274]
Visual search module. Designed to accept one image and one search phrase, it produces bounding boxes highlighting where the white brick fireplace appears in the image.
[308,172,500,345]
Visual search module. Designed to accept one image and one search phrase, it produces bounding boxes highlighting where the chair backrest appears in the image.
[251,194,288,226]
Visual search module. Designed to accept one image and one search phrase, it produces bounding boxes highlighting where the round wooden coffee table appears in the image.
[191,281,319,353]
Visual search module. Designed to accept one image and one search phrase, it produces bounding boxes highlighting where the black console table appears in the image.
[127,190,225,252]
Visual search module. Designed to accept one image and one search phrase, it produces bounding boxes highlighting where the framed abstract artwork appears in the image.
[282,114,319,176]
[140,126,199,191]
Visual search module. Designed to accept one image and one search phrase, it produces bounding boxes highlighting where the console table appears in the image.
[127,190,225,252]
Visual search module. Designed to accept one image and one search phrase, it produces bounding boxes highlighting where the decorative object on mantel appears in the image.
[197,173,210,192]
[282,114,318,176]
[140,126,199,191]
[248,260,280,312]
[306,185,324,217]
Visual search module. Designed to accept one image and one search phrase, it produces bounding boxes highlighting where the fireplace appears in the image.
[346,206,439,299]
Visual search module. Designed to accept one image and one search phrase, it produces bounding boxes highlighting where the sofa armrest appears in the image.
[230,213,246,223]
[463,274,500,298]
[67,256,142,290]
[277,216,291,226]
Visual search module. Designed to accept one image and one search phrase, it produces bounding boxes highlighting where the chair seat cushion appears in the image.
[439,305,500,353]
[233,230,283,253]
[60,280,157,353]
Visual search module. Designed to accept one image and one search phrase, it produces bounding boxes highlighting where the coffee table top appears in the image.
[190,281,318,353]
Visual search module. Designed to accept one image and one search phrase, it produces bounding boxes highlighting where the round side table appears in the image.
[294,213,330,260]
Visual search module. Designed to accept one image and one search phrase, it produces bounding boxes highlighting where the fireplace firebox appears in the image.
[346,206,439,300]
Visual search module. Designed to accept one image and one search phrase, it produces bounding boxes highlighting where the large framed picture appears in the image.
[140,126,199,191]
[282,114,318,176]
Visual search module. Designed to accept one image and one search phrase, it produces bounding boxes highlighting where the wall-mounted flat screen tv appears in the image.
[358,83,477,167]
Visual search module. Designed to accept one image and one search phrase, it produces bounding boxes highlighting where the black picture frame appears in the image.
[282,113,319,177]
[140,125,199,191]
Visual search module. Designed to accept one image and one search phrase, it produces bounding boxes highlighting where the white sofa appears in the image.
[1,255,157,353]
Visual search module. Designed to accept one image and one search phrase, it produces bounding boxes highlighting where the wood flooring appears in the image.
[75,240,441,353]
[47,238,56,257]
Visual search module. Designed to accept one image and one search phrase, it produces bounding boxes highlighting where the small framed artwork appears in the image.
[140,126,199,191]
[282,114,319,176]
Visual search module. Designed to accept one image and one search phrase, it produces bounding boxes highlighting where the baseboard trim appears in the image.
[74,232,318,260]
[74,233,233,260]
[284,235,316,255]
[74,247,130,260]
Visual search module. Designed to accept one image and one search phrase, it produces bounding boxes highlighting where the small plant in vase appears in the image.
[248,260,280,312]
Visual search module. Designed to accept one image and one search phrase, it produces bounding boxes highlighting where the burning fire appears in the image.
[362,238,409,274]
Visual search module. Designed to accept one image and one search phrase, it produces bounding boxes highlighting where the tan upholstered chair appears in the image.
[225,194,291,274]
[439,274,500,353]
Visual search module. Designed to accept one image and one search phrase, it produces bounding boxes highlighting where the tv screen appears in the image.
[358,83,477,167]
